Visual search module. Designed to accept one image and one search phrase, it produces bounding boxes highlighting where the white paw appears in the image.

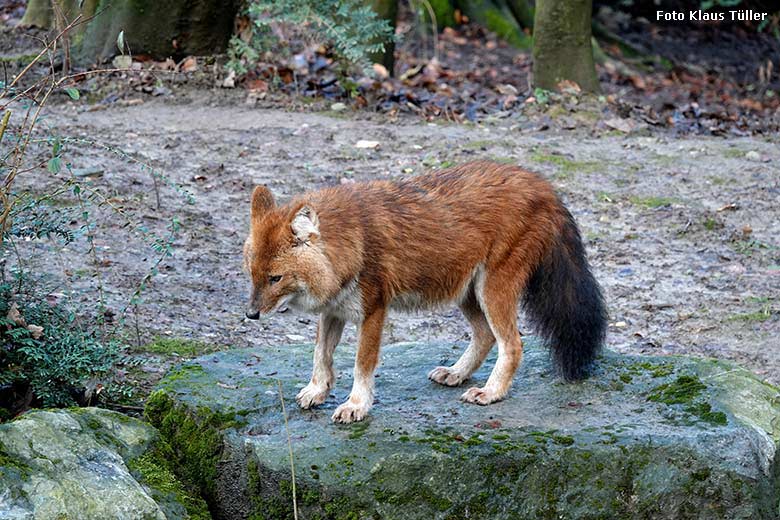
[428,366,468,387]
[460,386,504,405]
[295,383,329,409]
[331,398,371,423]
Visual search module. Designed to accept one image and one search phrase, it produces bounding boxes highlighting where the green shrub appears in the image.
[0,282,119,408]
[230,0,394,74]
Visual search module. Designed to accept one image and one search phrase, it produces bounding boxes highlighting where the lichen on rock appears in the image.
[146,339,780,519]
[0,407,209,519]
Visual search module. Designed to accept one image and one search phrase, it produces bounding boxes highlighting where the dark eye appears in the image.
[268,275,282,285]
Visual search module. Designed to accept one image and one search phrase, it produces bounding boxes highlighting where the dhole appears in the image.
[244,161,606,423]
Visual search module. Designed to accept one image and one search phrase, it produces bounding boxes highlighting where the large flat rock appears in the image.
[0,407,209,519]
[146,340,780,519]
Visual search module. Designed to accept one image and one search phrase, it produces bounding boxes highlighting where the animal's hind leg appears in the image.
[429,287,496,387]
[461,267,525,405]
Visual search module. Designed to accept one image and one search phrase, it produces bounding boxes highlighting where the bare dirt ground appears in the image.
[12,95,780,392]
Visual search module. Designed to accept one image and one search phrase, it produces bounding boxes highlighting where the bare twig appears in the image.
[414,0,440,63]
[0,110,10,144]
[68,164,107,332]
[278,380,299,520]
[7,15,85,90]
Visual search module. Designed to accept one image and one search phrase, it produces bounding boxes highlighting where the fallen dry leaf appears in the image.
[27,324,43,339]
[557,80,582,95]
[222,69,236,88]
[372,63,389,79]
[355,140,380,149]
[155,58,176,71]
[112,55,132,69]
[604,118,636,133]
[179,57,198,73]
[495,83,518,96]
[246,79,268,92]
[7,303,25,327]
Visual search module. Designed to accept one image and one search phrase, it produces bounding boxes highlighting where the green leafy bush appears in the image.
[0,283,119,408]
[230,0,394,74]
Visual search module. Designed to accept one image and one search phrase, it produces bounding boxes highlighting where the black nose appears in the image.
[245,310,260,320]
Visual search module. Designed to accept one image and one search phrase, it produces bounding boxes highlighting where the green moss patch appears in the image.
[129,449,211,519]
[728,306,774,323]
[136,338,220,357]
[530,152,601,174]
[0,440,31,477]
[648,375,705,404]
[144,390,246,506]
[648,375,728,426]
[684,402,728,426]
[629,195,677,208]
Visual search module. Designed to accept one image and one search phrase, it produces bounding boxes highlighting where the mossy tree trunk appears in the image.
[532,0,600,93]
[19,0,83,30]
[19,0,54,29]
[20,0,241,63]
[421,0,533,48]
[367,0,398,75]
[506,0,534,29]
[427,0,457,28]
[77,0,241,63]
[460,0,531,47]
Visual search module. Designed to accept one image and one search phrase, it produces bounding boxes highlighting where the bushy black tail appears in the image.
[522,208,607,381]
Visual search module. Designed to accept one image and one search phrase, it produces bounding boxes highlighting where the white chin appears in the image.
[288,291,321,313]
[271,294,295,313]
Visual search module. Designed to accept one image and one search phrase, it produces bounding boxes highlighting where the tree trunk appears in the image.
[420,1,532,47]
[532,0,600,93]
[427,0,457,28]
[76,0,240,63]
[19,0,239,63]
[459,0,531,48]
[506,0,534,29]
[19,0,80,29]
[367,0,398,75]
[19,0,52,28]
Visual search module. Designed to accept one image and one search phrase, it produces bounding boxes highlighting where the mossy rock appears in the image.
[0,407,209,519]
[147,340,780,519]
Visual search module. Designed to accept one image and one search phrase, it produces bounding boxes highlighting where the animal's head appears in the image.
[243,186,336,319]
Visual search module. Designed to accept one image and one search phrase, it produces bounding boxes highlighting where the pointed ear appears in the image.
[251,186,275,220]
[291,205,319,243]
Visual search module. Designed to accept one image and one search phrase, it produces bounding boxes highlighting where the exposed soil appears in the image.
[8,93,779,399]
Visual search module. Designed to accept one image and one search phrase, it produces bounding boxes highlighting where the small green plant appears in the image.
[530,151,599,174]
[230,0,394,75]
[732,238,774,257]
[533,87,551,105]
[628,195,676,209]
[703,217,720,231]
[0,283,119,408]
[729,304,774,323]
[227,36,260,76]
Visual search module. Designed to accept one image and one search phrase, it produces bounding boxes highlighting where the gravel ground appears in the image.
[10,96,780,387]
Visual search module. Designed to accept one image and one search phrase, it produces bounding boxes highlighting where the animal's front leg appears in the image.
[332,307,386,423]
[297,313,345,409]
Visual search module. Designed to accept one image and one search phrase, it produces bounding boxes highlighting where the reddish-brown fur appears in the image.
[244,161,593,423]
